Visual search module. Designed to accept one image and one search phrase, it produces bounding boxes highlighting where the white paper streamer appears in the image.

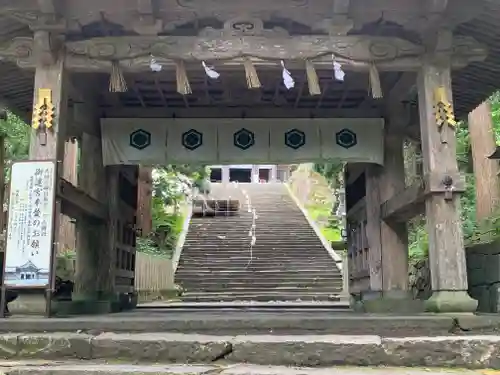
[202,61,220,79]
[149,58,162,72]
[332,55,345,81]
[281,60,295,89]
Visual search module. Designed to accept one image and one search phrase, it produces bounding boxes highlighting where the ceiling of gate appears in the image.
[77,69,399,119]
[0,0,499,122]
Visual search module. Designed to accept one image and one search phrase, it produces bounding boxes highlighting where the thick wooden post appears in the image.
[73,103,101,301]
[29,35,68,161]
[17,31,69,314]
[362,131,415,312]
[102,166,120,299]
[468,101,500,220]
[58,140,78,254]
[137,166,153,236]
[379,133,409,293]
[365,165,383,292]
[417,58,477,313]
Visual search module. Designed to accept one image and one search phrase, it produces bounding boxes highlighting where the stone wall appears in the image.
[409,258,432,301]
[467,241,500,313]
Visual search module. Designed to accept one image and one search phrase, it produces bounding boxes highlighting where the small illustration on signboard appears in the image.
[3,161,56,288]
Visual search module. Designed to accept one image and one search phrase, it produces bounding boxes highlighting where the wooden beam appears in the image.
[102,107,383,118]
[58,178,107,221]
[387,72,416,105]
[0,35,487,73]
[380,178,426,223]
[380,171,467,222]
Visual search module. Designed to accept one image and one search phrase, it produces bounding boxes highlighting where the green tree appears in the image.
[0,112,29,161]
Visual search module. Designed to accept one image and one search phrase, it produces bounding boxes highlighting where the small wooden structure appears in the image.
[192,199,240,217]
[0,0,496,313]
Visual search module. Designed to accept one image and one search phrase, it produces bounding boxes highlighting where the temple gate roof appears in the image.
[0,0,498,122]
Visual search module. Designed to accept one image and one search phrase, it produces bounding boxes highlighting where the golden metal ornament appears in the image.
[31,88,55,130]
[433,87,457,128]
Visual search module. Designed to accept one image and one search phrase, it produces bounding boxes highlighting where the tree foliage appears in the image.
[0,113,29,168]
[137,164,209,257]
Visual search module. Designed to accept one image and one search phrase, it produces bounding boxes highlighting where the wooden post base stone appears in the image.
[425,291,478,313]
[352,290,425,313]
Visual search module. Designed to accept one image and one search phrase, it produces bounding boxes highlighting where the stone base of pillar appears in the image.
[8,293,47,315]
[354,290,425,313]
[424,291,478,313]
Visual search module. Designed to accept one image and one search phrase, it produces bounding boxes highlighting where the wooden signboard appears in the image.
[1,160,57,317]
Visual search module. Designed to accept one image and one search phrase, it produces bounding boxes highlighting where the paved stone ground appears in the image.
[0,362,489,375]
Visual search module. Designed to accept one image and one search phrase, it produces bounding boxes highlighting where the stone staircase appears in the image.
[175,183,344,302]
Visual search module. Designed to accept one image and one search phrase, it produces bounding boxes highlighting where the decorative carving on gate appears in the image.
[285,129,306,150]
[182,129,203,150]
[199,17,289,38]
[3,10,67,30]
[130,129,152,150]
[336,128,357,149]
[0,35,486,71]
[62,35,424,61]
[234,128,255,150]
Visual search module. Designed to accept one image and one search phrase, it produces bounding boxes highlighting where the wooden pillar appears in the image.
[137,166,153,236]
[365,165,383,292]
[58,140,78,254]
[29,33,68,161]
[362,130,414,312]
[468,101,500,220]
[16,31,69,314]
[379,133,409,293]
[417,57,477,313]
[73,103,103,301]
[102,166,120,299]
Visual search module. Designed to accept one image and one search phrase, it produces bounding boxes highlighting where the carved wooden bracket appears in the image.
[314,0,354,36]
[132,0,163,35]
[33,30,64,66]
[199,17,289,38]
[3,9,67,31]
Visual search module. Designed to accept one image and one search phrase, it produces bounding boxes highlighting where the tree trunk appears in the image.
[468,101,500,220]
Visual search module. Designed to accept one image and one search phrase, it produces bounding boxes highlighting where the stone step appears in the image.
[180,290,342,297]
[2,363,470,375]
[177,290,342,299]
[175,276,342,283]
[176,282,343,289]
[8,331,495,368]
[178,254,336,259]
[176,266,340,277]
[176,262,341,269]
[176,270,341,276]
[176,283,341,290]
[180,248,334,253]
[177,254,338,259]
[179,294,341,302]
[178,256,338,261]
